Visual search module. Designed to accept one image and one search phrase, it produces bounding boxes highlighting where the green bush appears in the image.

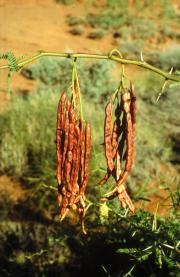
[119,39,144,57]
[0,88,58,179]
[22,58,116,102]
[0,205,179,276]
[87,10,128,29]
[131,18,157,40]
[55,0,75,5]
[149,46,180,70]
[158,46,180,70]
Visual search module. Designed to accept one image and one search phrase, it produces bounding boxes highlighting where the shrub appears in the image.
[21,58,117,102]
[149,46,180,71]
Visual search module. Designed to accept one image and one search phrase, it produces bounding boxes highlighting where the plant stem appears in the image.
[0,51,180,82]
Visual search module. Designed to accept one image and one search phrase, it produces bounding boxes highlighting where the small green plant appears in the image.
[119,39,144,57]
[69,26,85,36]
[88,29,106,39]
[158,46,180,70]
[131,19,157,40]
[55,0,75,5]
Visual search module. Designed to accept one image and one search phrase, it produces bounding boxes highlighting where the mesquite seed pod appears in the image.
[110,89,134,194]
[116,151,121,181]
[105,101,114,172]
[62,100,71,166]
[56,92,66,185]
[70,125,81,205]
[64,160,72,192]
[117,185,135,213]
[74,79,80,105]
[111,120,118,158]
[56,84,92,227]
[102,85,136,214]
[129,83,136,132]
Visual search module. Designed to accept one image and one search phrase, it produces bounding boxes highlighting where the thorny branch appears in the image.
[0,50,180,82]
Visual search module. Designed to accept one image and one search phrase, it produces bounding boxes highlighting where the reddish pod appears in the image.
[62,100,71,167]
[106,89,134,196]
[105,101,114,172]
[56,84,91,228]
[56,92,66,185]
[69,125,81,206]
[117,186,135,213]
[101,86,137,214]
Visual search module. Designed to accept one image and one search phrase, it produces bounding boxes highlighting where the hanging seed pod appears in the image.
[64,160,72,192]
[117,185,135,213]
[116,151,121,181]
[69,125,81,206]
[99,101,116,186]
[105,101,114,172]
[102,86,136,214]
[57,193,62,207]
[111,120,118,158]
[74,79,80,105]
[108,89,134,195]
[62,100,71,167]
[130,83,136,132]
[99,96,122,186]
[56,79,91,228]
[56,92,66,185]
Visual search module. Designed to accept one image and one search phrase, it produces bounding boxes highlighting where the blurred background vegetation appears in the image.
[0,0,179,276]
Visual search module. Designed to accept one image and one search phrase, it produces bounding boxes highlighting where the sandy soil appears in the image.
[0,0,116,103]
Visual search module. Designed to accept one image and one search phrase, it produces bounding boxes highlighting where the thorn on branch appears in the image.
[156,67,173,102]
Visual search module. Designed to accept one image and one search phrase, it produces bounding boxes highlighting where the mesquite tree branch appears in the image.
[0,51,180,82]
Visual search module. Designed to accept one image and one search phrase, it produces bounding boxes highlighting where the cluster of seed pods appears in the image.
[100,84,136,213]
[56,84,91,229]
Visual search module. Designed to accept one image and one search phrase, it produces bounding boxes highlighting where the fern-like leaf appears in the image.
[0,51,20,72]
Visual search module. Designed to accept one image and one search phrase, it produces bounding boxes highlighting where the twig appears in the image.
[0,50,180,82]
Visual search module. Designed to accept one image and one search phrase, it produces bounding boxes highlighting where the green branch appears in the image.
[0,51,180,82]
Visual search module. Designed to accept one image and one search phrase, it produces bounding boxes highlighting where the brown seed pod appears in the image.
[57,86,92,226]
[99,97,124,186]
[116,151,121,181]
[111,120,118,158]
[114,91,134,192]
[117,115,126,162]
[56,92,66,185]
[68,107,76,152]
[129,83,136,132]
[64,160,72,192]
[57,92,66,130]
[105,101,114,172]
[100,86,136,213]
[69,125,81,206]
[104,89,134,196]
[74,79,80,105]
[57,193,62,207]
[117,185,135,213]
[62,100,71,167]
